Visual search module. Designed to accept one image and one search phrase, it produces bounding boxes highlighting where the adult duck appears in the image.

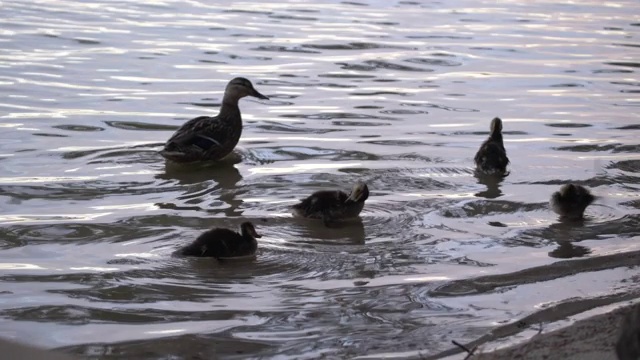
[474,117,509,175]
[160,77,268,163]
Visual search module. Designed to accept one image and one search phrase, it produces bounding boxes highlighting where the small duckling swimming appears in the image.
[176,222,261,259]
[549,183,595,220]
[474,117,509,175]
[160,77,269,163]
[292,182,369,225]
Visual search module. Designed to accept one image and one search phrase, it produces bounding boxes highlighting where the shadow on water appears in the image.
[474,171,507,199]
[290,217,366,245]
[155,159,244,217]
[548,241,592,259]
[539,217,593,259]
[60,143,165,164]
[158,160,243,188]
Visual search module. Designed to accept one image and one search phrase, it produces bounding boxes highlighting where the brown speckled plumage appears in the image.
[160,77,268,163]
[175,222,261,259]
[292,182,369,225]
[474,117,509,175]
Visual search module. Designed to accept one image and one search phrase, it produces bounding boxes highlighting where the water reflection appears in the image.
[159,161,242,188]
[156,161,243,217]
[548,241,592,259]
[293,217,366,245]
[474,171,506,199]
[1,0,639,358]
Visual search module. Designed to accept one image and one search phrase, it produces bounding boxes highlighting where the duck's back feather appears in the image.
[161,113,242,163]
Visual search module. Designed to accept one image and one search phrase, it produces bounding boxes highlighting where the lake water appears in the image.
[0,0,639,358]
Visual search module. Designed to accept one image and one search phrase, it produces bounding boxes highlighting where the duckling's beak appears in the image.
[253,232,262,238]
[251,88,269,100]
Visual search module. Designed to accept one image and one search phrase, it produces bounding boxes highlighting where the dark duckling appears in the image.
[292,182,369,225]
[160,77,269,163]
[176,222,261,259]
[474,117,509,175]
[549,183,595,220]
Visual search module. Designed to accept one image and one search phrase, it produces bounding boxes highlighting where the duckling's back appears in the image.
[177,228,252,258]
[474,140,509,174]
[292,190,349,219]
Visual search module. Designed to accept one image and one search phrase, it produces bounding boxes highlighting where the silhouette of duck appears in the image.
[474,117,509,175]
[550,183,595,220]
[160,77,268,163]
[176,222,261,259]
[292,182,369,225]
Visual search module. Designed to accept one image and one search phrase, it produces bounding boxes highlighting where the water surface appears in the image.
[0,0,639,358]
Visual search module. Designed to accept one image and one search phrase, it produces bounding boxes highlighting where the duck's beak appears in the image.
[251,88,269,100]
[252,229,262,238]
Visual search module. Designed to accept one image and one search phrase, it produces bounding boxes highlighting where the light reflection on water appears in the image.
[0,0,639,358]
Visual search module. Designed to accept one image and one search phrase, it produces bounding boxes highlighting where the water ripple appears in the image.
[0,0,639,358]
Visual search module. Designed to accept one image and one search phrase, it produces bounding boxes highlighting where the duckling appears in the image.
[474,117,509,175]
[549,183,595,220]
[176,222,261,259]
[160,77,269,163]
[292,182,369,225]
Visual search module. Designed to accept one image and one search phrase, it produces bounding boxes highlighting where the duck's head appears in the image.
[225,77,269,100]
[490,117,503,136]
[240,221,262,239]
[346,182,369,203]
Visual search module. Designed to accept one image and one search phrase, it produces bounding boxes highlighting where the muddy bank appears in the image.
[470,302,638,360]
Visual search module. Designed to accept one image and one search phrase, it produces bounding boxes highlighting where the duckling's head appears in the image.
[490,117,503,135]
[225,77,269,101]
[346,182,369,203]
[240,221,262,239]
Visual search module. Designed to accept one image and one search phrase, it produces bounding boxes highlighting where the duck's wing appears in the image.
[474,140,509,172]
[163,116,229,155]
[293,190,349,218]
